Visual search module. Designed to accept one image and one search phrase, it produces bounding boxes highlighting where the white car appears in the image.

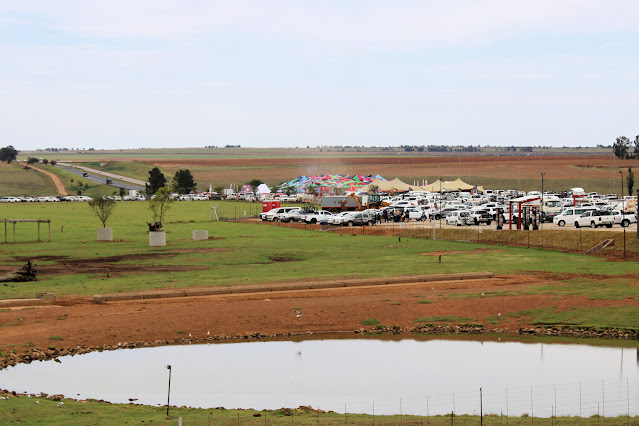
[610,210,637,228]
[445,210,472,226]
[328,211,356,225]
[276,207,302,222]
[553,206,598,227]
[303,210,333,224]
[0,196,19,203]
[574,210,614,228]
[75,196,92,202]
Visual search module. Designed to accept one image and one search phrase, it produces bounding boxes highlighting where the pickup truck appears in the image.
[610,210,638,228]
[469,209,492,225]
[303,210,333,224]
[574,210,614,228]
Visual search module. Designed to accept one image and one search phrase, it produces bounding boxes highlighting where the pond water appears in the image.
[1,337,638,418]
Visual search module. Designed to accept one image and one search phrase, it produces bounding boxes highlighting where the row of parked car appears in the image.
[0,195,93,203]
[260,206,378,226]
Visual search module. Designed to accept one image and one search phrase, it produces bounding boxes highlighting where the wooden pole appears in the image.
[48,220,51,242]
[37,221,41,241]
[13,222,16,244]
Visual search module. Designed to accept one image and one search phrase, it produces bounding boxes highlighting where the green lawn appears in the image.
[0,394,635,425]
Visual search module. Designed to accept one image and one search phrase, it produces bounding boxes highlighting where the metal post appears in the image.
[37,221,40,241]
[480,387,483,425]
[166,365,172,416]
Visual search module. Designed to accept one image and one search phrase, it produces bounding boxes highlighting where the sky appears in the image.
[1,1,639,150]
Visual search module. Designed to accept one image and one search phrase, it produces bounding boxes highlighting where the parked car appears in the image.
[303,210,333,224]
[574,210,614,228]
[553,206,598,227]
[327,211,356,225]
[610,210,638,228]
[445,210,472,226]
[469,209,492,225]
[260,207,292,221]
[0,196,19,203]
[277,207,303,222]
[344,212,376,227]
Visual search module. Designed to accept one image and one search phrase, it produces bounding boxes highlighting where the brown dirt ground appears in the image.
[29,165,67,196]
[2,272,638,356]
[145,155,639,184]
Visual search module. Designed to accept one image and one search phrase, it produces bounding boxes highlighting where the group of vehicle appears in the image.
[0,195,93,203]
[259,188,637,229]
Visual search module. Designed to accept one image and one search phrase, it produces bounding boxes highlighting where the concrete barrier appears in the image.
[0,293,56,308]
[97,227,113,242]
[92,272,495,303]
[149,231,166,247]
[192,230,208,241]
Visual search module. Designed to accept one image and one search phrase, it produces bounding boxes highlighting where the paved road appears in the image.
[55,164,145,191]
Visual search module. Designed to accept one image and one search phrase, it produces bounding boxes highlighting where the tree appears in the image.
[42,159,49,165]
[148,186,174,229]
[627,167,635,197]
[0,145,18,164]
[50,160,57,166]
[367,184,379,195]
[246,178,263,192]
[613,137,631,159]
[88,197,116,228]
[26,157,39,165]
[146,167,166,195]
[172,169,196,194]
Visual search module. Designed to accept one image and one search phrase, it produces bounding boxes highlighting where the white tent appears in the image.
[256,183,271,194]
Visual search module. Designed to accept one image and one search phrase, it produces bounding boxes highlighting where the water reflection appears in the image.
[1,338,637,418]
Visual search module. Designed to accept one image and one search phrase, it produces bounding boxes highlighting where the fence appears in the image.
[157,375,639,424]
[252,218,639,258]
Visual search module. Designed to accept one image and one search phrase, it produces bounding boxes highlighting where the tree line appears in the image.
[146,167,197,195]
[613,136,639,159]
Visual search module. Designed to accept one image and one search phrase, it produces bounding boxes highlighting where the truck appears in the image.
[321,193,389,212]
[574,210,614,228]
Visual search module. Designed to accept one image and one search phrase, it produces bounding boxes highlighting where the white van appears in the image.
[553,206,597,227]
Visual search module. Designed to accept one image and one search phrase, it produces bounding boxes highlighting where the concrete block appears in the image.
[192,230,208,241]
[97,227,113,242]
[149,231,166,247]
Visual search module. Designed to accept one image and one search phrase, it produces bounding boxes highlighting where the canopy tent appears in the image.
[256,183,271,194]
[276,174,385,194]
[420,178,484,193]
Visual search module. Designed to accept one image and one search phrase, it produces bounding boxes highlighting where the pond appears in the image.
[1,337,638,418]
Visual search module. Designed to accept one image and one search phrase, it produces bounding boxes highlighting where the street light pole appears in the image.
[619,170,625,258]
[166,365,172,417]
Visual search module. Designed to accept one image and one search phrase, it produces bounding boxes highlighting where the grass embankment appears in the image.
[1,395,635,425]
[1,201,638,330]
[0,162,56,197]
[81,160,156,182]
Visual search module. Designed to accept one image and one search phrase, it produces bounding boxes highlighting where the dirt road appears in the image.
[30,165,67,196]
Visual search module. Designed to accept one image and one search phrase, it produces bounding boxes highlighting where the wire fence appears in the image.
[162,375,639,424]
[245,215,639,258]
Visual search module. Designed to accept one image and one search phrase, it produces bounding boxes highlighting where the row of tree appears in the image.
[613,136,639,159]
[146,167,197,195]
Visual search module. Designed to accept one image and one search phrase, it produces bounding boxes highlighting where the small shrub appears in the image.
[176,330,184,334]
[360,318,380,326]
[56,317,67,320]
[416,300,434,304]
[48,336,63,341]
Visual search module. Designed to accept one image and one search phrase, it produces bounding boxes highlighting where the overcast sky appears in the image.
[2,1,638,150]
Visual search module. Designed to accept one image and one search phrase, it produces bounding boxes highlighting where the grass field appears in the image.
[1,394,636,425]
[0,162,57,197]
[1,201,638,329]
